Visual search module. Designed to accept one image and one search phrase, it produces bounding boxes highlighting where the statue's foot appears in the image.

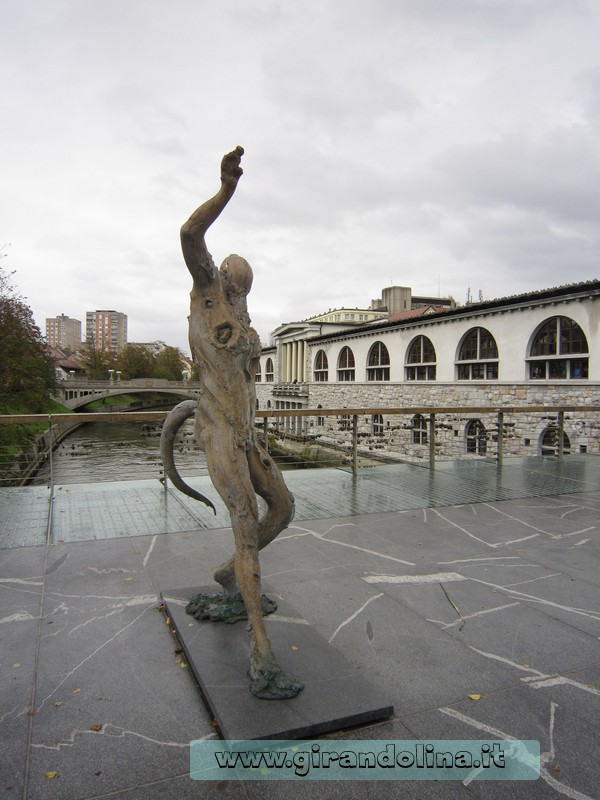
[186,591,277,624]
[213,566,238,597]
[249,664,304,700]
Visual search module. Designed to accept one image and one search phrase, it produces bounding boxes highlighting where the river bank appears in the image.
[0,399,76,486]
[267,433,394,470]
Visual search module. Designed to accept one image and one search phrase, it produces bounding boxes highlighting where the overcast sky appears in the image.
[2,0,600,354]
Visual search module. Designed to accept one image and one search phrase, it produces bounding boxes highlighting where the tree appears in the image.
[0,265,56,410]
[116,344,156,379]
[80,337,116,380]
[153,346,184,381]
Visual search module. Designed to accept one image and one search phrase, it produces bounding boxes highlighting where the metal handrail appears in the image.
[0,403,593,482]
[0,403,594,426]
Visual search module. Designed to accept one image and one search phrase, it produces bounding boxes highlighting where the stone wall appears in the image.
[255,381,600,462]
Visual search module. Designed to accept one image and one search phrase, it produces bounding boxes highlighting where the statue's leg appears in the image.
[211,442,295,590]
[249,442,296,545]
[200,435,302,698]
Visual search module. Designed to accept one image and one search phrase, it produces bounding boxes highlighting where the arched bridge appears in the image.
[54,378,202,410]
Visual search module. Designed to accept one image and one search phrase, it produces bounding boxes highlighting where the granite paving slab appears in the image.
[405,683,600,799]
[0,482,598,799]
[0,485,49,548]
[23,543,217,800]
[50,481,207,543]
[0,545,47,797]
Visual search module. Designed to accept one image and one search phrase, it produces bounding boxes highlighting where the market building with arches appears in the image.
[255,280,600,462]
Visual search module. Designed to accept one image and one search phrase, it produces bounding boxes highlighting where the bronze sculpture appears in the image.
[160,147,303,700]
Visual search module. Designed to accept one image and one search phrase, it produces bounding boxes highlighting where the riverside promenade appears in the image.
[1,456,600,799]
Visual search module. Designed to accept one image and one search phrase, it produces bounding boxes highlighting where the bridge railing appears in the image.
[55,378,204,389]
[53,378,206,409]
[0,404,597,489]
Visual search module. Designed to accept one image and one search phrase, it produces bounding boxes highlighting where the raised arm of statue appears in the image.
[180,146,245,286]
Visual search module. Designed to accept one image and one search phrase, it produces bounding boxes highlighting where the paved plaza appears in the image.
[1,456,599,798]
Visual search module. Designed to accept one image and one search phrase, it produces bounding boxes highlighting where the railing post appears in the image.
[47,415,54,492]
[352,415,358,476]
[497,411,504,466]
[557,410,564,461]
[429,413,436,470]
[46,414,54,544]
[264,416,269,451]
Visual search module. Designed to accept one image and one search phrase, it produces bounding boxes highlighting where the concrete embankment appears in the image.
[3,418,83,486]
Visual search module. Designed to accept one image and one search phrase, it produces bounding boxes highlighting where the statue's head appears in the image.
[220,254,253,297]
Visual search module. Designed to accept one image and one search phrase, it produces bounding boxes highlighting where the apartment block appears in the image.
[85,310,128,353]
[45,314,82,351]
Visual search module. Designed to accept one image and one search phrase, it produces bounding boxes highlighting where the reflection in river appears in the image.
[32,420,207,486]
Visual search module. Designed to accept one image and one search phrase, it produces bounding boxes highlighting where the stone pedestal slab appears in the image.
[161,586,394,740]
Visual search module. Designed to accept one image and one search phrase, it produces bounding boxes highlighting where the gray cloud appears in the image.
[430,130,600,222]
[2,0,599,350]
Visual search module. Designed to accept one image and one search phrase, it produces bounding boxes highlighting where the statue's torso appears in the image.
[188,276,261,448]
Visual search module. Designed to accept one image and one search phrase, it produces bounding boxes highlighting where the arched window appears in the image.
[540,425,571,456]
[337,346,355,381]
[265,358,274,382]
[528,317,589,379]
[457,328,499,380]
[466,419,487,455]
[412,414,428,445]
[255,361,262,382]
[316,404,324,427]
[367,342,390,381]
[372,414,384,435]
[314,350,329,382]
[406,336,436,381]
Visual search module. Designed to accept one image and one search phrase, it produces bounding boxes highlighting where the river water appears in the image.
[30,414,339,487]
[32,419,207,486]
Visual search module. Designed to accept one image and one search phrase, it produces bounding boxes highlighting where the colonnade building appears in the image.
[255,280,600,461]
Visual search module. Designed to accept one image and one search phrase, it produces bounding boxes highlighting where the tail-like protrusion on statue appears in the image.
[160,399,217,514]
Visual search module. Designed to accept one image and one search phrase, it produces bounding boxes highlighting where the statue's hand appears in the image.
[221,146,244,186]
